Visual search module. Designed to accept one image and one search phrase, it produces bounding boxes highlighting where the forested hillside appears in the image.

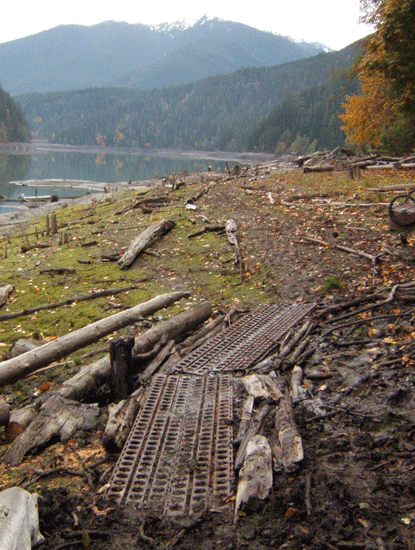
[0,18,326,95]
[19,41,361,152]
[0,86,30,143]
[247,77,359,153]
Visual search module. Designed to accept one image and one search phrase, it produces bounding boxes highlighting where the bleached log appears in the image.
[0,487,44,550]
[0,291,190,388]
[57,356,113,402]
[235,374,283,466]
[367,183,415,192]
[3,394,100,466]
[133,301,212,355]
[102,386,145,452]
[0,284,13,307]
[234,435,273,522]
[275,389,304,472]
[234,394,254,445]
[290,365,303,403]
[241,373,283,401]
[118,219,176,269]
[235,402,271,470]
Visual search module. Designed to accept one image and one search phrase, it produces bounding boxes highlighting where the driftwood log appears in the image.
[303,165,334,173]
[234,400,273,471]
[3,395,100,466]
[275,388,304,472]
[118,219,176,269]
[133,301,212,355]
[139,339,175,383]
[234,435,272,523]
[234,435,273,522]
[0,291,190,388]
[6,405,38,441]
[290,365,304,403]
[102,386,145,452]
[235,374,284,469]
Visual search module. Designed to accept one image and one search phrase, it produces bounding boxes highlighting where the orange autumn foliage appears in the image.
[340,73,398,146]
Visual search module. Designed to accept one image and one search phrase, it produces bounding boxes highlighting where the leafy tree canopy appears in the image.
[341,0,415,153]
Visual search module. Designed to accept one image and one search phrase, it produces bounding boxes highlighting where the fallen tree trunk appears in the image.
[118,219,176,269]
[0,291,190,388]
[367,183,415,192]
[235,402,271,470]
[3,394,100,466]
[6,405,38,441]
[8,339,44,358]
[132,301,212,355]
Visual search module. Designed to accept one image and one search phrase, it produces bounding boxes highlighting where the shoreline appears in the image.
[1,140,277,164]
[0,192,110,236]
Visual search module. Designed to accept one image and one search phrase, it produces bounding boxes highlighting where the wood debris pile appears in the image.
[292,149,415,176]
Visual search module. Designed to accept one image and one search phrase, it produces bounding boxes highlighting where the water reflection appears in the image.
[0,154,31,195]
[0,149,226,214]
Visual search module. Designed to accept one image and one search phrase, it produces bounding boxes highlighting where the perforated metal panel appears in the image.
[171,302,315,375]
[107,374,234,516]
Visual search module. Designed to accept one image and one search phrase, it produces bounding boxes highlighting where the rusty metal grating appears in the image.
[171,302,315,375]
[107,374,233,516]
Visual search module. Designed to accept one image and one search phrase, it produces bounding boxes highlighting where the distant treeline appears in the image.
[18,42,362,153]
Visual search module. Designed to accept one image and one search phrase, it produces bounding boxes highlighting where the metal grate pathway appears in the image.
[170,302,316,375]
[108,302,315,517]
[107,373,234,516]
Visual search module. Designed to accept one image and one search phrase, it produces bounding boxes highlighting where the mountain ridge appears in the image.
[0,17,329,95]
[18,39,362,153]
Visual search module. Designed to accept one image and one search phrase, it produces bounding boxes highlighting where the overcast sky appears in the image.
[1,0,373,50]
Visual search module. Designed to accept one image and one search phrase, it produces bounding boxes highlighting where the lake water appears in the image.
[0,148,231,214]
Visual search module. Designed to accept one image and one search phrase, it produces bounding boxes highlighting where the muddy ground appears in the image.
[1,164,415,549]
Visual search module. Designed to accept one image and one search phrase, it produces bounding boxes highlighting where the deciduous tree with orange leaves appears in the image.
[340,0,415,153]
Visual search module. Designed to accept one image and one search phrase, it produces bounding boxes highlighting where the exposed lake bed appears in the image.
[1,161,414,550]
